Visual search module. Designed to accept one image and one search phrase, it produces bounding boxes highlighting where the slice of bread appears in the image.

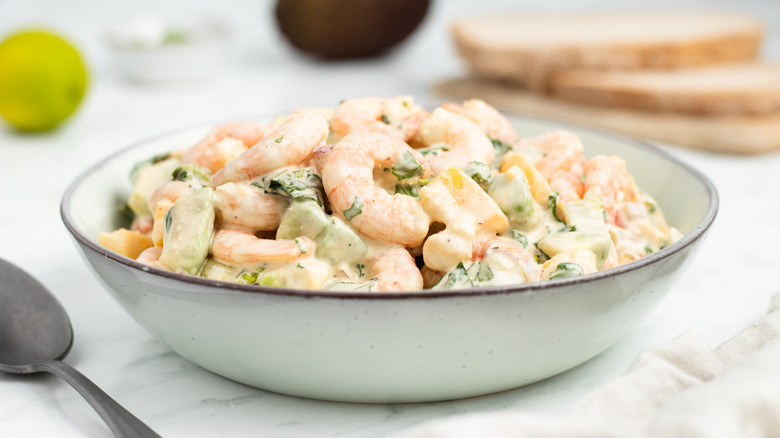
[452,11,764,91]
[551,63,780,115]
[435,77,780,154]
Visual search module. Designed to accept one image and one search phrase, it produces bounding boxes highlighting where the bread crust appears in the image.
[549,64,780,115]
[452,12,764,91]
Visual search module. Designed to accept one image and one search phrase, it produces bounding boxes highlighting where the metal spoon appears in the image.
[0,258,161,438]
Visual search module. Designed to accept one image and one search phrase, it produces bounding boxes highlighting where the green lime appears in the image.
[0,30,88,132]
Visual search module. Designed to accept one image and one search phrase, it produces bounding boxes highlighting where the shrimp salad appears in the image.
[100,97,681,292]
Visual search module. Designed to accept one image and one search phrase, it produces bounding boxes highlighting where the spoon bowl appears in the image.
[0,258,161,438]
[0,259,72,371]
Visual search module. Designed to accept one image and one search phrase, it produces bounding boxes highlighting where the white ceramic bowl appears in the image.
[61,115,717,403]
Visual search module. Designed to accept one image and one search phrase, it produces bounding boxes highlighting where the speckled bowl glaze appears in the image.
[61,115,718,403]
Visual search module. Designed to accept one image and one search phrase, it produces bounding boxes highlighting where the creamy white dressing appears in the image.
[113,101,681,292]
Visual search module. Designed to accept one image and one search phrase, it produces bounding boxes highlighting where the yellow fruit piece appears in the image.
[99,229,153,259]
[420,167,508,272]
[500,152,552,205]
[0,30,88,132]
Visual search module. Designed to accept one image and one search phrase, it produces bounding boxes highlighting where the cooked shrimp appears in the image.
[210,228,314,266]
[131,216,153,235]
[417,107,494,175]
[211,112,329,186]
[368,246,423,291]
[527,130,586,181]
[320,131,431,247]
[214,182,290,232]
[148,181,193,246]
[549,169,585,203]
[442,99,517,143]
[331,96,429,141]
[180,121,275,173]
[541,248,599,281]
[473,236,541,283]
[136,246,170,271]
[584,155,641,214]
[147,180,192,212]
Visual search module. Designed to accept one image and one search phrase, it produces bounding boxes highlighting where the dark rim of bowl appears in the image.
[61,114,719,300]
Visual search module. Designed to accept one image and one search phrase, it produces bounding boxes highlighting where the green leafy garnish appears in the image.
[463,161,492,186]
[164,207,174,232]
[391,151,424,180]
[241,268,265,285]
[395,183,420,199]
[172,167,188,181]
[356,264,365,277]
[170,164,212,185]
[510,230,529,248]
[275,135,284,143]
[344,196,363,221]
[644,245,653,255]
[294,238,308,254]
[252,168,324,206]
[380,114,391,124]
[548,193,565,223]
[549,262,584,280]
[420,146,449,157]
[489,136,512,161]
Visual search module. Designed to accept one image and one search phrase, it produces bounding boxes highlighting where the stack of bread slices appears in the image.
[441,11,780,153]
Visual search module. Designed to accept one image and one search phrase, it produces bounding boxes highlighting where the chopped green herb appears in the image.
[252,168,324,206]
[645,201,657,214]
[297,263,305,269]
[118,203,135,228]
[548,193,565,223]
[510,230,529,248]
[391,151,424,180]
[420,146,449,156]
[275,135,284,143]
[294,238,308,254]
[241,268,264,285]
[395,183,420,199]
[644,245,653,255]
[344,196,363,221]
[170,164,212,185]
[463,161,492,186]
[172,167,188,181]
[356,264,365,277]
[476,264,494,282]
[550,262,584,280]
[164,207,174,232]
[489,136,513,161]
[380,114,391,124]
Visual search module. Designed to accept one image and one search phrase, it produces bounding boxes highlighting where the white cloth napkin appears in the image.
[394,293,780,438]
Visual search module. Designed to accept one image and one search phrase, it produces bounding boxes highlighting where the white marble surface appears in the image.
[1,0,779,436]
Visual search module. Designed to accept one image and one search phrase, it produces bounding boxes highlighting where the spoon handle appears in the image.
[38,360,162,438]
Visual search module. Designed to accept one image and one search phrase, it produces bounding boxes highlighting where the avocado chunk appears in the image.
[537,231,612,269]
[316,217,367,265]
[488,166,539,229]
[159,187,215,275]
[201,259,244,282]
[127,156,180,216]
[274,0,430,59]
[276,198,329,240]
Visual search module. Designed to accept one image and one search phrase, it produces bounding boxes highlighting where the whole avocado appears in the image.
[274,0,431,59]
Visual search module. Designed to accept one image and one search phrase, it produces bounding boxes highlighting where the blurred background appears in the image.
[1,0,778,143]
